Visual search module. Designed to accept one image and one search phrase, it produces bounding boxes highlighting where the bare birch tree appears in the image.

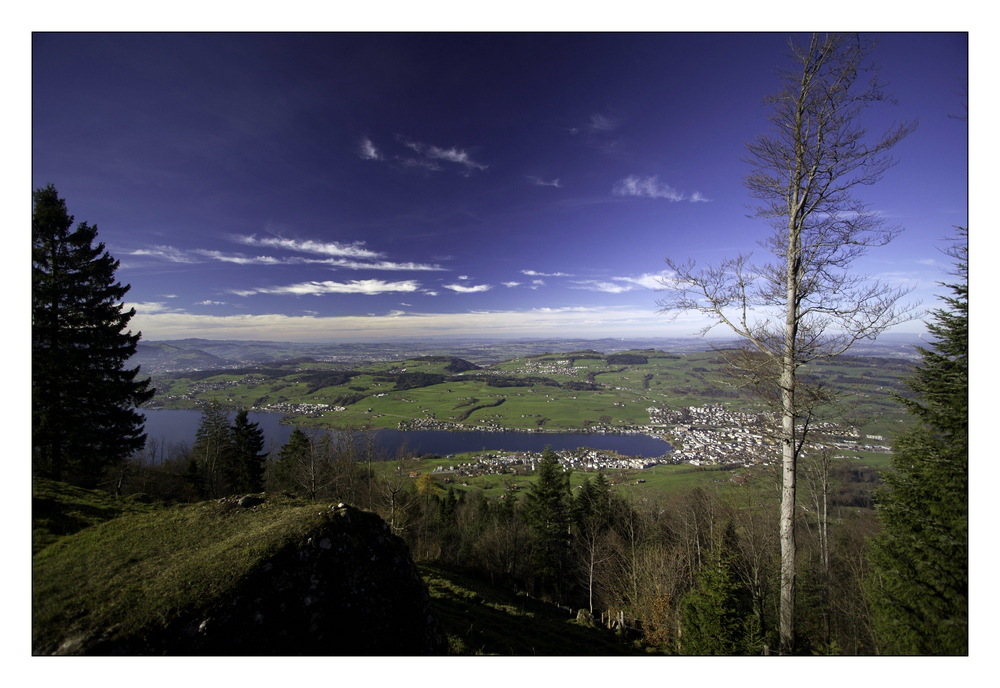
[658,33,917,654]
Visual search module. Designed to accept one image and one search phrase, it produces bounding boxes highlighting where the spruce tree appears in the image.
[524,448,572,599]
[275,427,312,492]
[32,184,154,486]
[191,399,233,498]
[680,523,763,655]
[866,229,968,654]
[229,409,266,493]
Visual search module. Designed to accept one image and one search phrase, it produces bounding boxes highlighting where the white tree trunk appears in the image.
[779,208,801,654]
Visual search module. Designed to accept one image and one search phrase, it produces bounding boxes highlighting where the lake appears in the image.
[140,409,672,459]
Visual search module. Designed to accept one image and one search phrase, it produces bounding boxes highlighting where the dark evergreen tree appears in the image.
[680,523,763,655]
[191,399,232,498]
[229,409,266,493]
[524,448,572,599]
[32,184,155,486]
[572,471,613,529]
[274,427,312,492]
[183,456,204,500]
[867,229,967,655]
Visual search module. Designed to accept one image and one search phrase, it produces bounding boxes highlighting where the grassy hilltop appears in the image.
[33,478,456,655]
[32,478,635,655]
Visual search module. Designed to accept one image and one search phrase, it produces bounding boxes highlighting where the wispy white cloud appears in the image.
[571,113,621,134]
[613,272,675,290]
[527,176,561,188]
[613,175,686,201]
[233,279,421,297]
[359,137,382,161]
[195,300,227,306]
[128,236,444,272]
[530,279,545,289]
[398,156,443,172]
[521,269,572,277]
[383,136,488,175]
[613,177,711,203]
[236,235,382,260]
[336,259,445,272]
[570,271,677,293]
[443,283,492,293]
[502,281,522,288]
[567,114,625,155]
[126,245,200,263]
[570,280,635,293]
[192,250,282,265]
[425,145,488,171]
[125,301,186,314]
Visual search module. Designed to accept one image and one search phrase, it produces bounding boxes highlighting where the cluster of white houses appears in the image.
[431,447,664,480]
[647,403,892,465]
[647,404,776,465]
[258,402,346,416]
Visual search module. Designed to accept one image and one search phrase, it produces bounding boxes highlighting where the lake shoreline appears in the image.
[140,408,673,459]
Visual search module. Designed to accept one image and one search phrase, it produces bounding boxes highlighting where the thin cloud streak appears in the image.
[425,145,488,171]
[236,235,382,259]
[127,246,200,263]
[232,279,422,297]
[612,176,710,203]
[570,271,679,293]
[368,136,489,175]
[521,269,572,277]
[527,176,561,188]
[126,242,445,271]
[443,283,492,293]
[613,175,686,201]
[192,250,281,265]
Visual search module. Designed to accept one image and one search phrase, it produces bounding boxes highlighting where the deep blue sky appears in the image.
[32,32,968,342]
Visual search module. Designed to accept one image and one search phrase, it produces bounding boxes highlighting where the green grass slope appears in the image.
[32,486,331,654]
[32,477,162,554]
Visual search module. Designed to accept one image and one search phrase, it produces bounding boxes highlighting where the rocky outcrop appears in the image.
[51,502,446,655]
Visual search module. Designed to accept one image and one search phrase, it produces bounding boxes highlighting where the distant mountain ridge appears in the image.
[132,342,232,373]
[131,334,924,373]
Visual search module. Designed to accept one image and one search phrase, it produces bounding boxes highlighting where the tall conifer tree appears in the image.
[32,184,154,486]
[229,409,267,493]
[192,399,233,498]
[867,229,968,654]
[524,448,572,599]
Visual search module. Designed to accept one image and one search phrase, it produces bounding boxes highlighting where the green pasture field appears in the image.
[149,348,913,441]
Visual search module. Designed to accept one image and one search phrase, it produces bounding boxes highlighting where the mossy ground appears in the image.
[32,479,331,654]
[32,477,162,555]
